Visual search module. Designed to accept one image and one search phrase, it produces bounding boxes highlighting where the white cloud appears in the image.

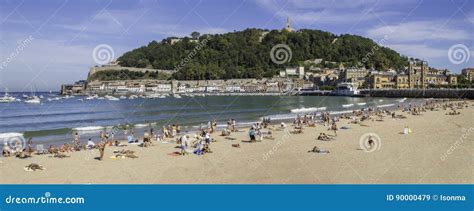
[255,0,409,25]
[386,43,446,59]
[367,21,471,42]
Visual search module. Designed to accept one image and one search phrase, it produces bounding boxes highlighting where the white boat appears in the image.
[357,103,367,106]
[173,94,182,99]
[119,96,127,100]
[128,95,138,99]
[24,86,41,104]
[105,95,119,101]
[332,83,360,96]
[0,89,16,103]
[25,96,41,104]
[22,94,28,98]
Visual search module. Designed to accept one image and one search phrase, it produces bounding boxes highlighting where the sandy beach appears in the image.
[1,100,472,184]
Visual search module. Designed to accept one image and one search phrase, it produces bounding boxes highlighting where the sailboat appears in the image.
[24,86,41,104]
[0,88,16,103]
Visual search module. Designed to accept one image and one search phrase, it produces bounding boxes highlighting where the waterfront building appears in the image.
[462,68,474,81]
[339,68,368,87]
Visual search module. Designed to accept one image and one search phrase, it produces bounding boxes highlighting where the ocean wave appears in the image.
[376,104,395,108]
[290,107,326,113]
[0,132,23,139]
[342,104,354,108]
[72,126,104,131]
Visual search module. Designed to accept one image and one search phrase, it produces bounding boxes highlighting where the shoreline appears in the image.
[4,96,415,146]
[0,99,472,184]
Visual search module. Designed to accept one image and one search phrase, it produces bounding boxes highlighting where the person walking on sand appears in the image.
[98,140,106,161]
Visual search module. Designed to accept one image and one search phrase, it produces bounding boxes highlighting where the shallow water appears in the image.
[0,92,422,145]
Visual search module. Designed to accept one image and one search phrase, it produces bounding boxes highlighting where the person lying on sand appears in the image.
[308,146,330,153]
[52,153,70,159]
[48,145,59,154]
[232,144,240,148]
[24,163,45,171]
[16,151,31,159]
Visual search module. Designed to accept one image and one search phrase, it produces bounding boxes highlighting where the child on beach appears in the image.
[249,127,256,142]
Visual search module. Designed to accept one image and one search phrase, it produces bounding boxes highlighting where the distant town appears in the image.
[61,59,473,97]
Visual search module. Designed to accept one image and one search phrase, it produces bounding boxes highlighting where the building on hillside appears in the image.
[461,68,474,81]
[280,66,304,79]
[283,16,294,32]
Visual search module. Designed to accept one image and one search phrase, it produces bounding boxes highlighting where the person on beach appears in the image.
[331,122,338,136]
[86,139,95,149]
[176,124,181,134]
[143,132,151,147]
[97,140,106,160]
[180,135,189,155]
[249,127,256,142]
[27,137,34,156]
[2,143,11,157]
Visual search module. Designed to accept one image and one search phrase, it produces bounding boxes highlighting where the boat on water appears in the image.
[25,86,41,104]
[119,96,127,100]
[25,96,41,104]
[0,89,16,103]
[105,95,119,101]
[332,83,360,96]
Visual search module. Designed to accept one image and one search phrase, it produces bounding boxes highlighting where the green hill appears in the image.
[117,28,408,80]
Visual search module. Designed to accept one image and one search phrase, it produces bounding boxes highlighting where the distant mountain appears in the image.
[117,28,409,80]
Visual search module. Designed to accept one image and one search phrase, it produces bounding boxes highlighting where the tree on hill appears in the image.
[117,28,409,80]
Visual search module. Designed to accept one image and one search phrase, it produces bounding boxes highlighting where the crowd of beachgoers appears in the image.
[1,99,471,172]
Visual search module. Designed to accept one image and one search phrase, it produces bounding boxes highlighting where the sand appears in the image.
[0,101,473,184]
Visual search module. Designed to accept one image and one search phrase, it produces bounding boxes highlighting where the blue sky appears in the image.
[0,0,473,91]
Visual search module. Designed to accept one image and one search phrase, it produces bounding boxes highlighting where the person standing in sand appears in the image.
[249,127,256,142]
[331,122,338,136]
[98,141,106,161]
